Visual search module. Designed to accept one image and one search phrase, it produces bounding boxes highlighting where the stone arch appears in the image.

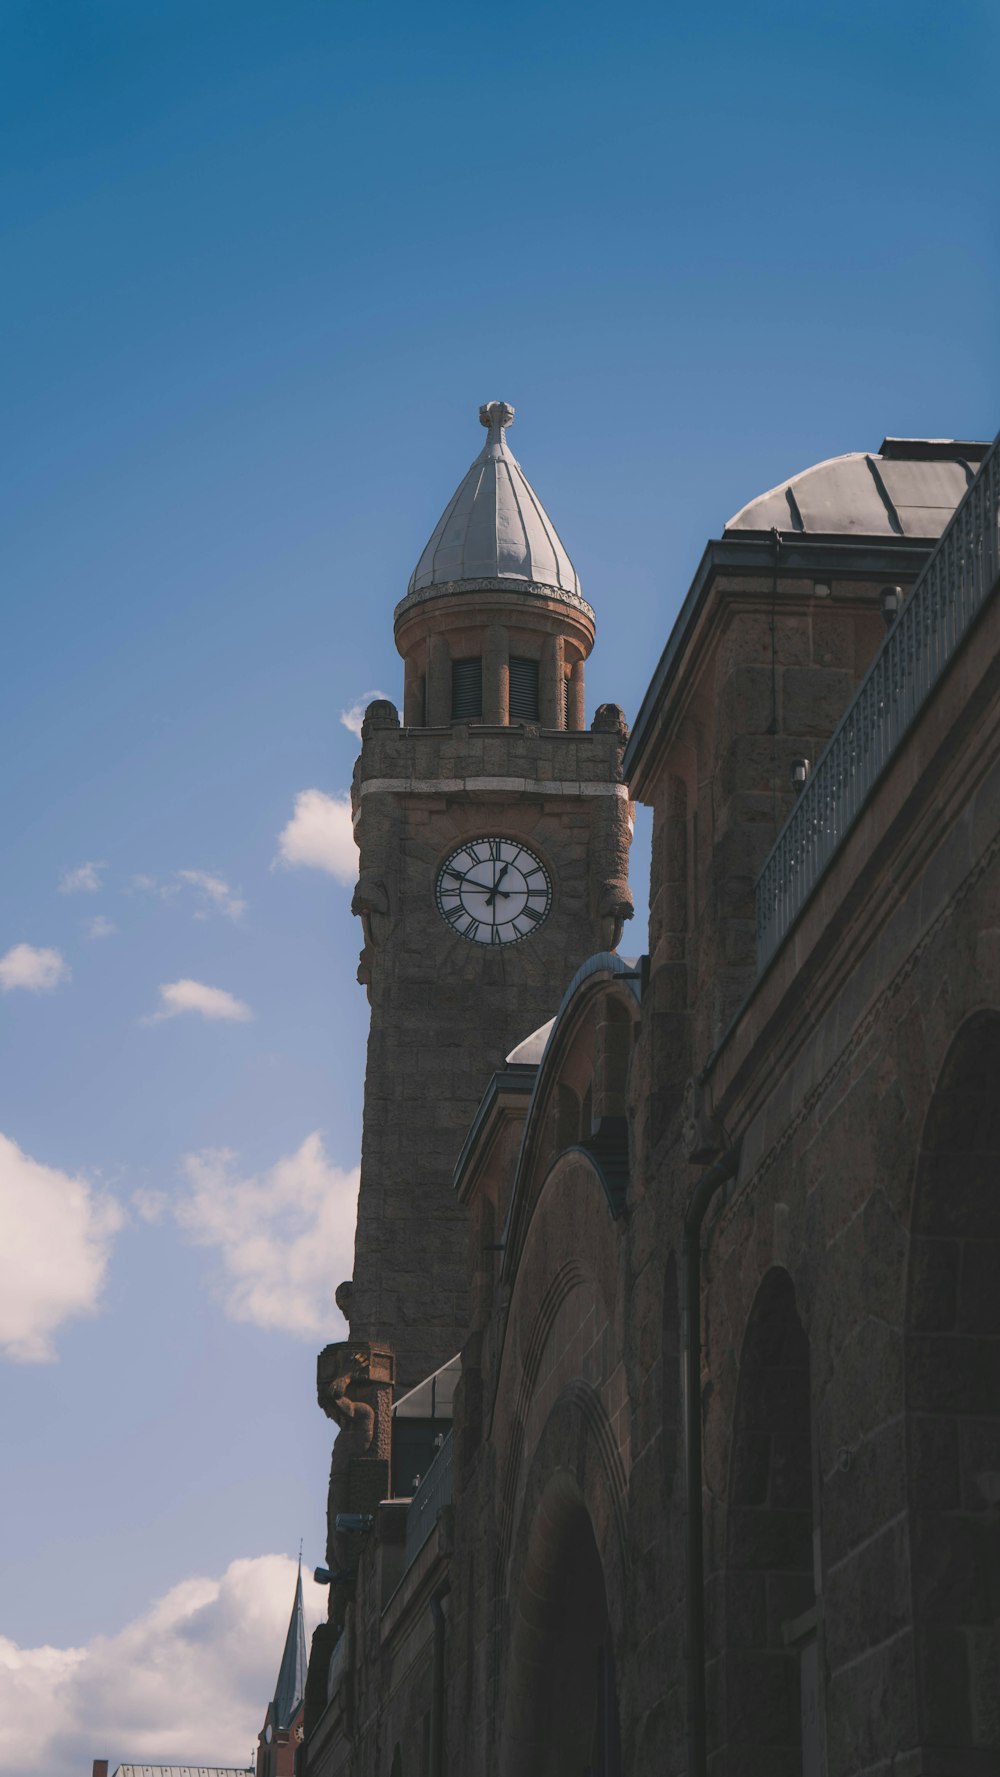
[725,1267,818,1775]
[905,1010,1000,1761]
[498,1446,623,1777]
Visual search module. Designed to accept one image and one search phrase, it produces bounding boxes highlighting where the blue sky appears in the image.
[1,1,997,1769]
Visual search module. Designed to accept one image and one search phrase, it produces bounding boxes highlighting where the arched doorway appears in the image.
[906,1011,1000,1760]
[726,1267,819,1775]
[501,1472,622,1777]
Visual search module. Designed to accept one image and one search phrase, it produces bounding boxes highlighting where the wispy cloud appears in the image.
[174,1132,357,1337]
[339,688,390,740]
[145,979,253,1024]
[0,944,69,993]
[86,915,117,940]
[175,869,247,921]
[58,861,104,894]
[129,872,170,896]
[0,1554,326,1777]
[0,1132,122,1363]
[129,870,246,920]
[275,788,358,883]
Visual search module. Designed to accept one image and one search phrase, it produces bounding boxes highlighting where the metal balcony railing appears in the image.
[755,433,1000,971]
[404,1430,453,1570]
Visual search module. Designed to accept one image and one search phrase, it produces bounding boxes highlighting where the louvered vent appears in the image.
[452,658,483,720]
[509,657,540,722]
[562,673,569,726]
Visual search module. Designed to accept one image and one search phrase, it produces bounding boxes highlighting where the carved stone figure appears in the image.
[599,876,635,950]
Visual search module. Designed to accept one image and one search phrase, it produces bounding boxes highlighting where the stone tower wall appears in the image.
[348,712,632,1389]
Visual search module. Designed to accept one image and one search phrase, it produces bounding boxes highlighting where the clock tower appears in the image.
[347,401,632,1389]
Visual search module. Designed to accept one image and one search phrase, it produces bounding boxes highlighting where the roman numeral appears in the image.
[462,917,480,940]
[487,839,502,860]
[522,906,544,923]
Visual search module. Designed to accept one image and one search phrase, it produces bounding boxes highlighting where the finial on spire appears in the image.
[479,400,514,432]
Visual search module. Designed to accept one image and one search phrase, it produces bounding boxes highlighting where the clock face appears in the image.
[436,838,552,945]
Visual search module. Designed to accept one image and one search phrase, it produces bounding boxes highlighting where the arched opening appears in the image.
[556,1082,582,1149]
[726,1268,819,1775]
[906,1011,1000,1761]
[501,1474,622,1777]
[389,1745,403,1777]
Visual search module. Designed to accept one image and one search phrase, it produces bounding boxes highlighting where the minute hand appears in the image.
[486,863,510,906]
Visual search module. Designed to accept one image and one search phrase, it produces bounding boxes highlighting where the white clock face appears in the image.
[436,838,552,945]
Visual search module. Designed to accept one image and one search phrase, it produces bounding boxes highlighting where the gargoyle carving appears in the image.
[352,874,390,993]
[599,877,634,951]
[321,1351,376,1612]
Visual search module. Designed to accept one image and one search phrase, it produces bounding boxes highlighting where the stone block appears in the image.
[918,1626,972,1743]
[781,666,854,737]
[824,1517,910,1669]
[826,1631,917,1771]
[908,1413,961,1512]
[717,666,777,744]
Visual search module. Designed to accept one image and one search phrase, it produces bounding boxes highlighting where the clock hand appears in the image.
[486,862,510,907]
[446,868,510,898]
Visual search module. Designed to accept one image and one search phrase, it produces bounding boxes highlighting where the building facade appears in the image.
[305,418,1000,1777]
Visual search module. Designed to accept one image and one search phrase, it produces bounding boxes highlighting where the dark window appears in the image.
[452,657,483,720]
[509,656,539,721]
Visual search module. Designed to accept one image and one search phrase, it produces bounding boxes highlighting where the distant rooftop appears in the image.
[112,1767,253,1776]
[726,437,989,540]
[506,1018,555,1066]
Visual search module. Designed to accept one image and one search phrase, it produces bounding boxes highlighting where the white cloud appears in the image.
[176,869,247,922]
[0,944,69,994]
[58,861,104,894]
[339,688,390,740]
[0,1554,326,1777]
[275,788,358,884]
[86,915,117,940]
[174,1132,358,1338]
[146,979,253,1024]
[0,1133,123,1363]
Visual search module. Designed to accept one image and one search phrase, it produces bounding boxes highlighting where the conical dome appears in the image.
[407,402,581,599]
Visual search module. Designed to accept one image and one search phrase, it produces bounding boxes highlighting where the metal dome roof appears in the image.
[407,401,581,599]
[725,439,985,539]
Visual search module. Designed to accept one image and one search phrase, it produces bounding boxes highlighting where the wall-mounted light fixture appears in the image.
[879,585,902,628]
[335,1512,375,1535]
[791,756,810,794]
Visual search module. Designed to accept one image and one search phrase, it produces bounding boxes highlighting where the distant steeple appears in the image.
[271,1559,307,1730]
